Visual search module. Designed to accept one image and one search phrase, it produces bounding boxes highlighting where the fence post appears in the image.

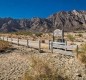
[39,40,41,53]
[65,40,67,51]
[76,45,78,58]
[49,40,51,50]
[7,37,8,41]
[18,38,19,46]
[51,41,53,53]
[27,39,29,47]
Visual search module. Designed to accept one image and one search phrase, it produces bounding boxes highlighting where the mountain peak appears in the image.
[0,10,86,32]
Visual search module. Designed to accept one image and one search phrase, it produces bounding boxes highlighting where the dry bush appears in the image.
[35,33,43,37]
[67,34,75,42]
[23,55,69,80]
[77,33,83,37]
[78,53,86,64]
[13,30,33,36]
[0,40,10,51]
[77,43,86,64]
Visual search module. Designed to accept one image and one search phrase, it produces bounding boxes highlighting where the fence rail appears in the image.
[0,36,41,51]
[0,36,78,56]
[52,42,77,51]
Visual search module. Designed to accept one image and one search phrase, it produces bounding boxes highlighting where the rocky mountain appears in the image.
[0,10,86,32]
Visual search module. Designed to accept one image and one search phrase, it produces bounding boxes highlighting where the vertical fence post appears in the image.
[18,38,19,46]
[7,37,8,41]
[51,41,53,53]
[39,40,41,53]
[27,39,29,47]
[76,45,78,58]
[49,40,51,50]
[65,40,67,51]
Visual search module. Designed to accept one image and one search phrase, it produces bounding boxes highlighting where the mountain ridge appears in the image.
[0,10,86,32]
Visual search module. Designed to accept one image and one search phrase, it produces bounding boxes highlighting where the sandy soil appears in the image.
[0,44,51,80]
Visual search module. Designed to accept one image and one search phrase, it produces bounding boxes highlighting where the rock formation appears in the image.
[0,10,86,32]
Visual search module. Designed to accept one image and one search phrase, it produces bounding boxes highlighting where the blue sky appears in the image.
[0,0,86,19]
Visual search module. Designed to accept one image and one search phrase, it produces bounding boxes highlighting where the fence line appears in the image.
[0,36,43,53]
[0,36,78,56]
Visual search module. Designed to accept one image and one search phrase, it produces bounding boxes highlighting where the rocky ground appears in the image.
[0,44,86,80]
[0,45,50,80]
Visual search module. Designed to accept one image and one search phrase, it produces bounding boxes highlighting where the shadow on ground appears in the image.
[0,47,17,54]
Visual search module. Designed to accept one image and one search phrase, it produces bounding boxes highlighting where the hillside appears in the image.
[0,10,86,32]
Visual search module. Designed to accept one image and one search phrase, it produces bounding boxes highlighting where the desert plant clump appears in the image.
[80,43,86,53]
[0,40,10,51]
[23,55,69,80]
[77,33,83,37]
[13,30,33,36]
[67,34,75,42]
[77,43,86,64]
[35,33,43,37]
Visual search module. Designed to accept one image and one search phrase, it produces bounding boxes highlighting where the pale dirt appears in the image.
[0,44,51,80]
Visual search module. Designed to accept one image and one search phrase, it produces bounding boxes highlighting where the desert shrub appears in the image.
[67,34,75,42]
[13,30,33,36]
[0,40,10,51]
[78,43,86,53]
[77,43,86,64]
[23,55,69,80]
[77,33,83,37]
[35,33,43,37]
[13,31,43,37]
[78,53,86,64]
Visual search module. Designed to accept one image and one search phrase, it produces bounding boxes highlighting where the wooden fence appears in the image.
[0,36,78,56]
[50,41,78,56]
[0,36,42,52]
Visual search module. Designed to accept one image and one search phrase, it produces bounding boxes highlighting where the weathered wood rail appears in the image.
[52,41,77,51]
[0,36,78,56]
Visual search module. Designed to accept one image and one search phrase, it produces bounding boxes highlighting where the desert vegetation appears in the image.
[77,33,83,37]
[0,40,10,51]
[23,55,69,80]
[12,30,33,36]
[67,34,75,42]
[77,43,86,64]
[12,30,43,37]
